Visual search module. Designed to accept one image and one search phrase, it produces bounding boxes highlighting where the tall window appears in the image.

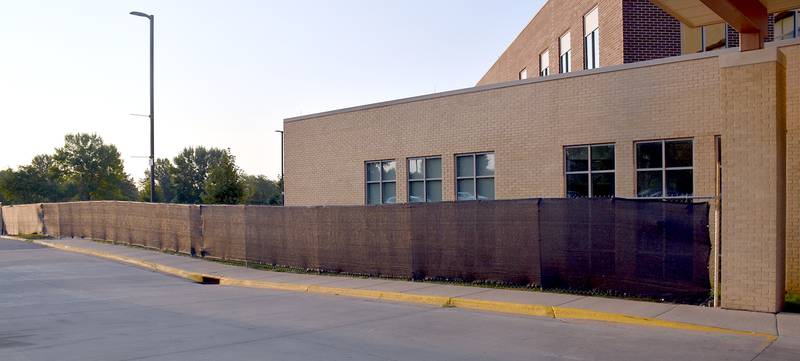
[408,157,442,203]
[584,7,600,70]
[636,140,693,198]
[559,32,571,73]
[456,153,495,201]
[775,10,799,40]
[564,144,615,198]
[539,50,550,76]
[365,160,396,205]
[519,67,528,80]
[681,23,726,54]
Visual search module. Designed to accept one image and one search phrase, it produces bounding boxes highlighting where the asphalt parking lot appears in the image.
[1,237,797,361]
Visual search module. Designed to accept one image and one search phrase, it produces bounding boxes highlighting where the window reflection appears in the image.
[365,160,396,205]
[635,140,693,198]
[457,152,495,201]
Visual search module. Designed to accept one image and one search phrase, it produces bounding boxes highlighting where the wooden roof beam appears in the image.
[697,0,769,50]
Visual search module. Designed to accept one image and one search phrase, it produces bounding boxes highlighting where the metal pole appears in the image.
[131,11,156,202]
[149,15,155,203]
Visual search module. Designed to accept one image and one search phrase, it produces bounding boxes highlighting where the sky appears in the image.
[1,0,545,181]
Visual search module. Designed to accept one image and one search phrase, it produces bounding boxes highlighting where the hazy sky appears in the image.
[1,0,544,181]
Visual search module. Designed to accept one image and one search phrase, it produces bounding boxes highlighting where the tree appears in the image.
[53,133,136,201]
[201,151,244,204]
[171,146,225,204]
[0,155,65,204]
[242,175,281,205]
[138,158,176,202]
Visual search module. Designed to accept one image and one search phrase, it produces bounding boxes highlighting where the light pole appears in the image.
[275,130,284,204]
[130,11,155,203]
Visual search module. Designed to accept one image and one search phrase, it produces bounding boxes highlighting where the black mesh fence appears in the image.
[539,198,710,303]
[9,198,710,303]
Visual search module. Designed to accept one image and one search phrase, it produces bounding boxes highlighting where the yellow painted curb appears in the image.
[32,240,214,284]
[219,278,311,293]
[449,298,556,318]
[19,238,778,343]
[553,306,777,342]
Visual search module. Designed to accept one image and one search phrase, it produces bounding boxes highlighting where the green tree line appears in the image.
[0,133,282,206]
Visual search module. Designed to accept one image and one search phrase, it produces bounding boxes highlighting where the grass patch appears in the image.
[14,233,53,240]
[786,293,800,313]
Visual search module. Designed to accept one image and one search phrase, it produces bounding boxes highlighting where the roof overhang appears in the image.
[650,0,800,27]
[650,0,800,50]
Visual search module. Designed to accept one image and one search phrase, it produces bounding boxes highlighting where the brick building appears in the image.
[283,0,800,313]
[479,0,798,86]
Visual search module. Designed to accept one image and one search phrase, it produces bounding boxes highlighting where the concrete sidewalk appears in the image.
[20,237,800,344]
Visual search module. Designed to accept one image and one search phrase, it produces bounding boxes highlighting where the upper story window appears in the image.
[519,67,528,80]
[584,7,600,70]
[408,157,442,203]
[565,144,614,198]
[681,23,726,54]
[559,32,572,73]
[456,152,495,201]
[539,50,550,76]
[775,10,799,40]
[366,160,396,205]
[635,139,693,198]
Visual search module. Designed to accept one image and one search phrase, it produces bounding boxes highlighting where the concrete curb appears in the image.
[19,237,777,343]
[30,239,218,284]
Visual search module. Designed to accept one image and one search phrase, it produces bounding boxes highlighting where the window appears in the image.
[775,11,798,40]
[456,153,495,201]
[408,157,442,203]
[539,50,550,76]
[519,67,528,80]
[564,144,615,198]
[681,23,726,54]
[584,7,600,70]
[365,160,396,205]
[635,139,693,198]
[559,32,571,73]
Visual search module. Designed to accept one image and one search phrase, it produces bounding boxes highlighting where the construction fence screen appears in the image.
[1,198,710,303]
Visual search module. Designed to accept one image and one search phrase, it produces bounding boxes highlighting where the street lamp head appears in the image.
[129,11,152,19]
[275,130,284,134]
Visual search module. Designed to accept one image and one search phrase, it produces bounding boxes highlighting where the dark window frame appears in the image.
[775,10,798,40]
[583,30,599,69]
[564,143,616,198]
[635,139,694,199]
[583,8,600,70]
[455,152,495,201]
[365,159,397,205]
[559,32,571,74]
[408,156,443,203]
[539,50,550,77]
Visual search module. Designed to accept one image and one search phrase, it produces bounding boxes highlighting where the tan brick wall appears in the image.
[719,49,786,313]
[478,0,624,86]
[285,42,800,312]
[783,44,800,293]
[285,55,722,207]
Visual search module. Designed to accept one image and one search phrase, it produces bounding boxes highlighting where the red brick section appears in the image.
[622,0,680,63]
